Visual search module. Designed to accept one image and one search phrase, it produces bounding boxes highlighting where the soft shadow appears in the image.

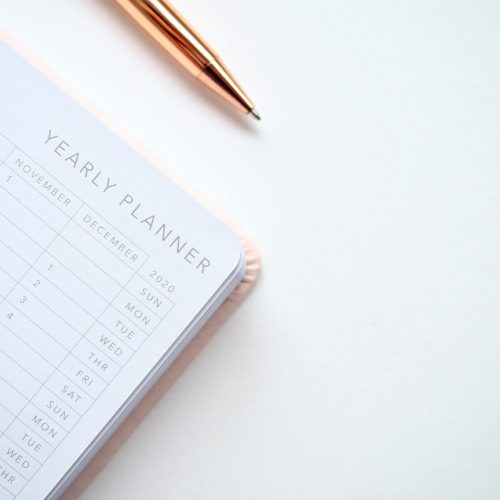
[91,0,260,135]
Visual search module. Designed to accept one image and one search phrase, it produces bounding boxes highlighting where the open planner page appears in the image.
[0,40,245,499]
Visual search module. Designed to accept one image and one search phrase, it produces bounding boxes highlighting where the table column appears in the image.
[49,205,151,388]
[0,144,83,498]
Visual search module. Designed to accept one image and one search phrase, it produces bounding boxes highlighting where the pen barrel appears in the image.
[115,0,213,77]
[114,0,255,114]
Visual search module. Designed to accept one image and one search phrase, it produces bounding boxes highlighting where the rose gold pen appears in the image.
[114,0,260,120]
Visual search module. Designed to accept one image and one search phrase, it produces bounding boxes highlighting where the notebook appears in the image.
[0,37,253,499]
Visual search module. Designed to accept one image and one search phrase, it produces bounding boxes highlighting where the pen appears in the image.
[114,0,260,120]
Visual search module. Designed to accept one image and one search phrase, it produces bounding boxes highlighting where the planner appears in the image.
[0,38,249,499]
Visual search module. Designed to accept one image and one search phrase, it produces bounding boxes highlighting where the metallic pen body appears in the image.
[115,0,258,117]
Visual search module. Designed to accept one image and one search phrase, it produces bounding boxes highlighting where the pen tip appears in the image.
[250,109,261,121]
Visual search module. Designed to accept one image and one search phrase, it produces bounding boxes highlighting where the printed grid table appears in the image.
[0,133,174,499]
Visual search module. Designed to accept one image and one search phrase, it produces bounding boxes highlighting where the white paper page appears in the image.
[0,40,243,499]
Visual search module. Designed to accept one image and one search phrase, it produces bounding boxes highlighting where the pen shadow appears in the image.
[89,0,260,135]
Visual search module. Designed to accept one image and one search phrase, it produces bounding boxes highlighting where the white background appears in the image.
[1,1,499,499]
